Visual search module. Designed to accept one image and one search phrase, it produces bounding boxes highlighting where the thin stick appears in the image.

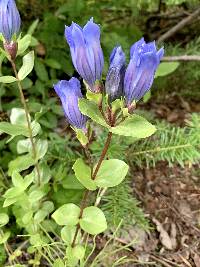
[157,8,200,43]
[10,60,41,186]
[162,55,200,62]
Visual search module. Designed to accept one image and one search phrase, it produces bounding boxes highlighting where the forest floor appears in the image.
[115,94,200,267]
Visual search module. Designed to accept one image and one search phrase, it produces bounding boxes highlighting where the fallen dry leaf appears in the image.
[152,217,173,250]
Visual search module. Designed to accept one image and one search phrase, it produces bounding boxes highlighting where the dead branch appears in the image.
[157,8,200,44]
[162,55,200,62]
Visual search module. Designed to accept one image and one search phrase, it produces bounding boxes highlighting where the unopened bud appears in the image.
[94,81,104,93]
[127,102,136,114]
[4,41,18,60]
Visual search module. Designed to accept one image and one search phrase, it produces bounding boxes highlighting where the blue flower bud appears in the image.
[54,78,87,130]
[124,38,164,105]
[65,18,104,91]
[0,0,21,42]
[105,46,126,102]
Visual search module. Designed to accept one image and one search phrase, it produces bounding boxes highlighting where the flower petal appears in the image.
[53,78,87,129]
[83,18,104,81]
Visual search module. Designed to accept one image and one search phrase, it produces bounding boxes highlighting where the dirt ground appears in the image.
[125,94,200,267]
[131,163,200,267]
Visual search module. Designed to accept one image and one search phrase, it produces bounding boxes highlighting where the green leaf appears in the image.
[3,197,18,207]
[95,159,129,188]
[62,174,83,190]
[17,139,32,154]
[33,163,51,184]
[53,259,65,267]
[61,225,77,245]
[21,77,33,89]
[143,91,151,103]
[34,210,48,224]
[110,114,156,138]
[10,108,29,125]
[3,187,24,199]
[45,58,61,69]
[35,139,48,160]
[72,245,85,260]
[42,201,54,213]
[17,34,32,55]
[31,121,41,136]
[0,122,29,137]
[29,190,46,202]
[86,90,102,104]
[18,51,34,80]
[0,213,9,227]
[79,99,108,128]
[73,159,96,190]
[34,59,48,82]
[80,206,107,235]
[27,19,39,35]
[155,62,180,78]
[52,203,80,226]
[0,76,17,83]
[12,172,24,188]
[23,172,34,189]
[75,128,88,146]
[22,211,33,224]
[8,155,35,175]
[17,138,47,159]
[0,231,10,244]
[66,246,79,266]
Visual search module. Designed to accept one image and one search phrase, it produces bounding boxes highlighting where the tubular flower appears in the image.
[54,78,87,130]
[65,18,104,91]
[124,38,164,105]
[0,0,21,42]
[105,46,126,102]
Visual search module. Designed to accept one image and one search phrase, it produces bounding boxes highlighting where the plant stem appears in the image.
[71,131,113,247]
[10,60,41,186]
[92,132,112,179]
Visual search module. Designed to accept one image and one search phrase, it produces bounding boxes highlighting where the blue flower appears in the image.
[105,46,126,102]
[0,0,21,42]
[124,38,164,105]
[54,78,87,130]
[65,18,104,91]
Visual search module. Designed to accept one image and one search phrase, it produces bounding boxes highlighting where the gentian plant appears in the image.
[0,1,164,265]
[52,18,164,265]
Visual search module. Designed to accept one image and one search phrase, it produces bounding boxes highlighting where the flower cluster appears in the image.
[54,18,164,130]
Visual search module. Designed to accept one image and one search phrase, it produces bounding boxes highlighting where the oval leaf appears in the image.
[73,158,96,190]
[61,225,80,245]
[0,76,17,83]
[0,122,29,136]
[17,34,32,55]
[0,213,9,227]
[52,203,80,226]
[18,51,34,81]
[95,159,129,188]
[111,114,156,138]
[80,206,107,235]
[78,99,108,128]
[155,62,180,78]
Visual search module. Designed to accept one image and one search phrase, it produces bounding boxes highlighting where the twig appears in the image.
[157,8,200,43]
[150,255,178,267]
[10,60,41,186]
[162,55,200,61]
